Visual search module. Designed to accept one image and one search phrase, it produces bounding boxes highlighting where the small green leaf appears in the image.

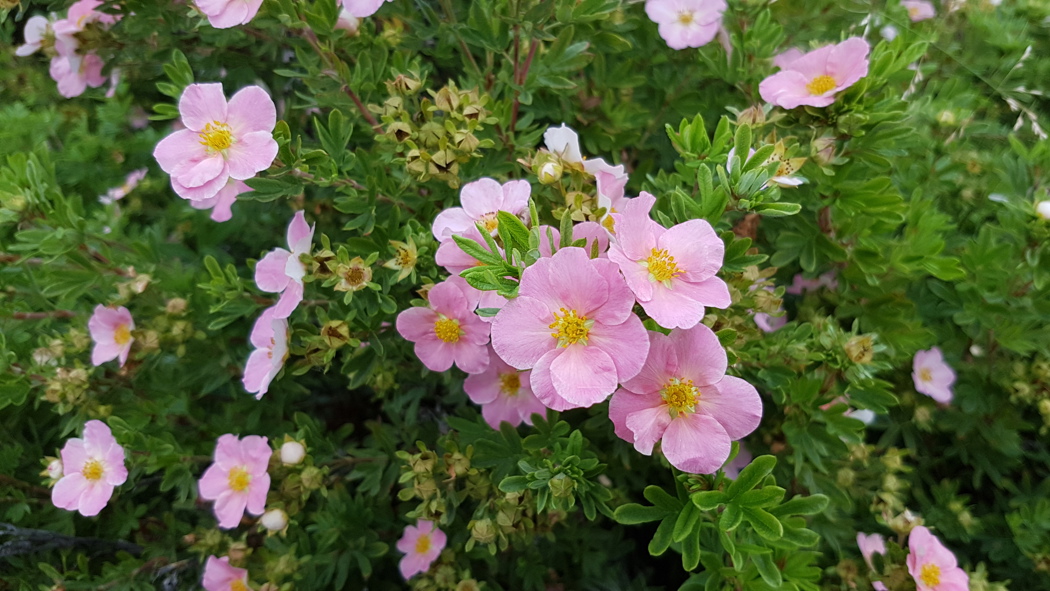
[613,503,673,525]
[726,455,776,499]
[742,506,784,540]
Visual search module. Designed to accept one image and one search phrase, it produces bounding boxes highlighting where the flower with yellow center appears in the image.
[113,323,131,346]
[677,11,694,25]
[383,238,418,282]
[227,466,251,492]
[82,459,105,481]
[414,534,432,554]
[662,378,700,417]
[198,121,234,153]
[499,372,521,397]
[229,580,248,591]
[434,317,462,343]
[548,308,593,347]
[920,563,941,587]
[806,74,838,96]
[642,248,682,286]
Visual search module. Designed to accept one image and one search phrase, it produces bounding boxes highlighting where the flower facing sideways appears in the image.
[88,304,135,367]
[51,420,128,517]
[912,347,956,404]
[396,520,447,579]
[902,0,936,22]
[432,177,531,242]
[759,37,870,109]
[201,556,250,591]
[906,526,969,591]
[198,434,271,529]
[254,211,315,318]
[857,532,887,570]
[153,83,278,203]
[396,276,491,374]
[243,307,289,399]
[609,325,762,474]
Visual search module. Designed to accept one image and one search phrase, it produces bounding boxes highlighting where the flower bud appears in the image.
[260,509,288,532]
[811,136,837,166]
[736,105,766,127]
[42,458,63,481]
[1037,200,1050,220]
[280,441,306,466]
[165,298,188,315]
[335,9,360,34]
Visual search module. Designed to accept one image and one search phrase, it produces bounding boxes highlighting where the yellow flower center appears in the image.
[500,372,521,396]
[434,317,462,343]
[920,563,941,587]
[549,308,592,347]
[919,367,932,382]
[662,378,700,416]
[198,121,233,152]
[908,6,921,17]
[82,459,104,481]
[415,534,431,554]
[228,466,251,492]
[480,212,499,233]
[230,580,248,591]
[644,248,682,284]
[807,75,837,95]
[395,246,416,268]
[113,324,131,346]
[677,11,694,24]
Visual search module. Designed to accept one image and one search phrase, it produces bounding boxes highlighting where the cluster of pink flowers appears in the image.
[16,0,121,98]
[153,83,276,222]
[760,38,871,109]
[857,527,969,591]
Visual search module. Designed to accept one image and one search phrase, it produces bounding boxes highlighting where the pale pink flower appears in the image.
[88,304,134,367]
[772,47,805,69]
[722,442,753,479]
[100,168,148,205]
[196,0,264,29]
[198,434,271,529]
[53,0,119,35]
[435,225,502,275]
[339,0,395,18]
[465,347,546,429]
[857,532,887,570]
[644,0,727,50]
[912,347,955,404]
[190,179,249,222]
[243,307,289,399]
[16,15,52,56]
[491,247,648,410]
[432,178,531,242]
[902,0,936,21]
[153,83,278,202]
[906,526,969,591]
[396,520,447,579]
[254,211,314,318]
[49,52,106,98]
[607,192,730,329]
[202,556,249,591]
[785,271,838,295]
[759,37,870,109]
[609,325,762,474]
[51,420,128,517]
[396,276,490,374]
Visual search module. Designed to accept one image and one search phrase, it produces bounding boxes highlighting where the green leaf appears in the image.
[451,235,504,266]
[643,485,683,511]
[741,506,784,540]
[754,201,802,217]
[673,502,700,543]
[497,210,531,255]
[726,455,776,499]
[737,486,785,508]
[770,494,829,517]
[613,503,673,525]
[753,552,783,587]
[691,490,726,511]
[719,502,742,531]
[649,518,675,556]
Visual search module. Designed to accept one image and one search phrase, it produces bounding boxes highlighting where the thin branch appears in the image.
[0,522,143,559]
[7,310,77,320]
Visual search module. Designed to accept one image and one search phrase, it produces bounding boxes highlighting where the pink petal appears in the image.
[344,0,386,18]
[396,307,441,343]
[213,490,248,528]
[529,349,576,411]
[76,481,114,516]
[500,179,532,213]
[698,376,762,439]
[638,284,708,330]
[243,349,276,396]
[826,37,870,89]
[589,257,637,326]
[225,131,278,180]
[610,389,658,444]
[399,553,429,579]
[227,85,277,134]
[154,129,206,173]
[198,464,229,500]
[179,83,228,131]
[660,219,723,281]
[414,337,457,372]
[175,155,226,189]
[609,245,655,302]
[431,207,474,242]
[545,248,609,315]
[490,296,555,369]
[459,177,506,219]
[172,171,229,202]
[670,324,727,386]
[255,249,292,293]
[549,345,618,408]
[428,279,472,318]
[625,404,673,455]
[52,473,87,510]
[92,341,123,366]
[572,221,610,257]
[611,192,658,260]
[214,433,246,468]
[621,331,679,395]
[452,340,490,374]
[246,474,270,515]
[662,413,731,474]
[586,313,649,383]
[271,280,303,319]
[240,435,273,473]
[760,70,831,109]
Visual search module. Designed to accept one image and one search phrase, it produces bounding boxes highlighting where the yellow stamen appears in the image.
[677,12,694,25]
[82,459,104,481]
[919,368,932,382]
[500,372,521,396]
[920,563,941,587]
[228,466,251,492]
[548,308,592,347]
[480,212,499,234]
[644,248,682,284]
[807,75,837,95]
[198,121,233,152]
[113,324,131,346]
[434,317,462,343]
[414,534,431,554]
[662,378,700,416]
[230,580,248,591]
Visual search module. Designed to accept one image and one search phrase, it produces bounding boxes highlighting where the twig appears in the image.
[0,522,143,559]
[7,310,77,320]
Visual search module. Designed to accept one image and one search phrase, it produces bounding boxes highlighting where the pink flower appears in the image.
[53,0,119,35]
[906,526,969,591]
[396,276,491,374]
[902,0,936,21]
[785,271,837,295]
[432,178,531,242]
[857,532,887,570]
[254,211,314,318]
[772,47,805,69]
[100,168,148,205]
[722,442,753,479]
[198,434,271,529]
[912,347,955,404]
[202,556,249,591]
[195,0,265,29]
[609,325,762,474]
[190,179,249,222]
[153,83,278,202]
[339,0,395,18]
[464,347,546,429]
[396,520,447,579]
[51,420,128,517]
[491,247,648,410]
[572,221,611,257]
[435,225,501,275]
[644,0,727,50]
[759,37,870,109]
[49,52,106,98]
[16,16,51,56]
[607,192,731,329]
[243,307,289,399]
[88,304,134,367]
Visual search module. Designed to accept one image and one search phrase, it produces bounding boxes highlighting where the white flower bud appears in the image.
[260,509,288,532]
[280,441,306,465]
[1036,200,1050,220]
[47,459,63,480]
[538,161,563,185]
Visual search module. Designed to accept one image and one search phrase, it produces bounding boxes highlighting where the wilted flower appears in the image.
[384,237,418,282]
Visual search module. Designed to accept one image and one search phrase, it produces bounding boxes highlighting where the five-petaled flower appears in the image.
[906,526,970,591]
[491,246,648,411]
[857,532,887,570]
[201,555,250,591]
[195,0,265,29]
[198,434,272,529]
[154,83,278,203]
[88,304,135,367]
[609,325,762,474]
[759,38,870,109]
[912,347,956,404]
[396,519,447,579]
[255,211,315,318]
[432,177,531,242]
[464,346,547,429]
[644,0,728,50]
[51,420,128,517]
[396,276,491,374]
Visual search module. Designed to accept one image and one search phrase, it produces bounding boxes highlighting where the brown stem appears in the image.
[508,35,539,154]
[0,475,51,498]
[345,86,383,134]
[8,310,76,320]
